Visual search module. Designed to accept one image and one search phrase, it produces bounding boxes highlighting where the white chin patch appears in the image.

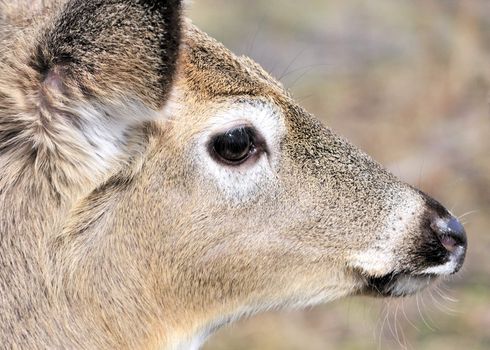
[391,274,434,296]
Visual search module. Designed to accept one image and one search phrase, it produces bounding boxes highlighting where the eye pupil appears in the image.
[212,126,255,164]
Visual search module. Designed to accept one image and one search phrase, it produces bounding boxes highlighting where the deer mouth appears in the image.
[361,272,436,297]
[357,236,466,298]
[356,240,466,298]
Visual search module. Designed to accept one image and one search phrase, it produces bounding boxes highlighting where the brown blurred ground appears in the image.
[188,1,490,349]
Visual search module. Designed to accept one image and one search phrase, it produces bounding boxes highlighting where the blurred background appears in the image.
[188,1,490,349]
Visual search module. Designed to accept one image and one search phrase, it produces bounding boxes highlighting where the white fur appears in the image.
[67,97,170,181]
[197,100,285,202]
[169,333,207,350]
[351,189,423,275]
[390,275,432,296]
[420,246,463,275]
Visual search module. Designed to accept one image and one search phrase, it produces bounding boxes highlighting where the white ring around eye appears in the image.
[195,100,286,202]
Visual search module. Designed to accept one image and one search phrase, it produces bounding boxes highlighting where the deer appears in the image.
[0,0,468,349]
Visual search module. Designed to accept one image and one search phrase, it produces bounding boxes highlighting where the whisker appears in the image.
[416,294,435,332]
[386,302,398,347]
[285,68,315,91]
[277,48,307,81]
[429,287,457,314]
[393,301,409,350]
[378,300,391,350]
[401,298,420,332]
[434,284,459,304]
[420,292,439,329]
[280,63,331,82]
[243,14,266,56]
[457,209,479,220]
[417,158,426,189]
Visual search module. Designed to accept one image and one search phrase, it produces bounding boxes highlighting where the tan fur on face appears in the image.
[0,2,463,350]
[49,23,429,348]
[0,0,182,348]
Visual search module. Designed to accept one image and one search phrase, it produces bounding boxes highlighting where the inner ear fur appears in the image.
[0,0,183,192]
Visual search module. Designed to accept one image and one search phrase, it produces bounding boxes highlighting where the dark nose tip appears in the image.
[430,215,467,253]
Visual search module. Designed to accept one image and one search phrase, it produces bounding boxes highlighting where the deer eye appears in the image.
[210,126,258,165]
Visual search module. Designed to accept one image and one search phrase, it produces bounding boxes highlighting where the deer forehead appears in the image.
[150,23,297,201]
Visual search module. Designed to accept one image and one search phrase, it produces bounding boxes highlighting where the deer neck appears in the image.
[0,131,165,349]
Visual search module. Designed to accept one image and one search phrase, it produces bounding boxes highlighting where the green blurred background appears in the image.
[188,1,490,349]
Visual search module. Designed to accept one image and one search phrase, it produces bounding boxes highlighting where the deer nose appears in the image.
[430,215,467,253]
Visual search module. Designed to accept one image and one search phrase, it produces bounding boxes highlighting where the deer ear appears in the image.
[0,0,182,189]
[34,0,183,108]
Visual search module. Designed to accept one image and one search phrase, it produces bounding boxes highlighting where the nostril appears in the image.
[438,234,458,253]
[430,216,467,252]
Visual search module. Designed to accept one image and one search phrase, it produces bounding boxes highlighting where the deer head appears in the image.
[0,1,467,349]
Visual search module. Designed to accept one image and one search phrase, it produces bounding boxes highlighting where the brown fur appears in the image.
[0,1,465,349]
